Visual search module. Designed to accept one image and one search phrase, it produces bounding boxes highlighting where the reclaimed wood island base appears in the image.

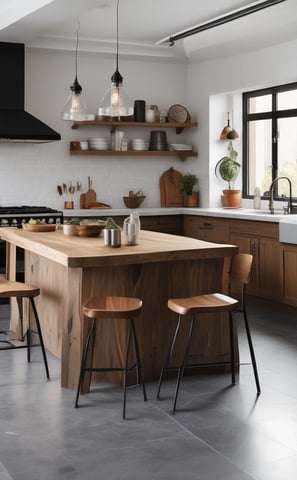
[0,228,237,391]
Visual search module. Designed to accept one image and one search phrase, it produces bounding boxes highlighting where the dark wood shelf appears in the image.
[70,142,197,161]
[71,119,197,134]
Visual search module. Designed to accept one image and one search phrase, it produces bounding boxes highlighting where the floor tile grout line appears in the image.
[149,401,257,479]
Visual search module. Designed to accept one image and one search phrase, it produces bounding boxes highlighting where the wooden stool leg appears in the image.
[29,298,50,380]
[172,315,195,414]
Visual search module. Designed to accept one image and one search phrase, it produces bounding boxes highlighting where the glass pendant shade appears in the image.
[98,71,133,119]
[61,77,88,121]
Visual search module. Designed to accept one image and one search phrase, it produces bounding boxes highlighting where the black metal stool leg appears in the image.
[229,312,235,385]
[243,309,261,394]
[123,322,133,419]
[130,318,147,402]
[75,318,96,408]
[30,298,50,380]
[172,315,195,414]
[157,315,182,399]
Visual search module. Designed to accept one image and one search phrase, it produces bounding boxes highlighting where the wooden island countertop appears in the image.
[0,227,238,390]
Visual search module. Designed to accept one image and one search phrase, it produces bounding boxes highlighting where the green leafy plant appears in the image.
[104,217,121,229]
[182,173,198,196]
[215,141,240,189]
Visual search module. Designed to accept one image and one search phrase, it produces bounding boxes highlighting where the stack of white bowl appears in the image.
[87,137,109,150]
[130,138,149,151]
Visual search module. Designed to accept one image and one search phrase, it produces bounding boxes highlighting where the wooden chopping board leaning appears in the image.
[80,176,111,209]
[159,167,184,207]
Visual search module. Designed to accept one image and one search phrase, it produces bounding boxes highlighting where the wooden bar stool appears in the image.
[75,296,147,419]
[157,253,260,413]
[0,277,50,380]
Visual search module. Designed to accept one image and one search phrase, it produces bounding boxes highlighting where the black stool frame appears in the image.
[75,316,147,419]
[0,297,50,380]
[157,282,261,413]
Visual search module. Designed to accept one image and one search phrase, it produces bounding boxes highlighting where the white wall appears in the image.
[0,49,189,209]
[2,37,297,210]
[187,37,297,208]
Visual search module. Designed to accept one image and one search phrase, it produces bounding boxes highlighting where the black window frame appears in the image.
[242,81,297,200]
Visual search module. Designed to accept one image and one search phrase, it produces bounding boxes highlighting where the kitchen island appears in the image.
[0,227,238,390]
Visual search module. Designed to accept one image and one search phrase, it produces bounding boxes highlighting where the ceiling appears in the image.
[0,0,297,63]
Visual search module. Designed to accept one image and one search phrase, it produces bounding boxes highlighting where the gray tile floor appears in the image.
[0,297,297,480]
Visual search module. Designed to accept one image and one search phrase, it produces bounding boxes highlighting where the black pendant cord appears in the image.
[111,0,123,86]
[116,0,119,72]
[71,17,82,94]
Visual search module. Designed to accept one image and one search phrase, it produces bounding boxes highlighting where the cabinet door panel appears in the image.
[259,239,281,301]
[282,246,297,306]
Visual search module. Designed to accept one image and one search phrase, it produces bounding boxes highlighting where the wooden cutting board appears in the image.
[159,167,184,207]
[85,176,96,208]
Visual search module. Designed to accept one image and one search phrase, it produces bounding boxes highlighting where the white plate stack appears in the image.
[130,138,149,151]
[88,137,109,150]
[170,143,193,151]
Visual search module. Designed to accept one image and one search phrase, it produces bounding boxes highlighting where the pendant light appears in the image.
[98,0,133,120]
[220,112,239,140]
[61,18,88,121]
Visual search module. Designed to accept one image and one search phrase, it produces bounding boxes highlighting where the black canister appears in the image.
[134,100,146,122]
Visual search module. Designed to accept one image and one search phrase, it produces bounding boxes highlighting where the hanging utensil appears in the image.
[57,185,63,196]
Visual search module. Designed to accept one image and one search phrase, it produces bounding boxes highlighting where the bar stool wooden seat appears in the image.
[0,277,50,379]
[157,253,260,413]
[75,296,147,419]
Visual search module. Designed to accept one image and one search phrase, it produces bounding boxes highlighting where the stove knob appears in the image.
[11,219,18,226]
[48,217,54,224]
[1,219,8,226]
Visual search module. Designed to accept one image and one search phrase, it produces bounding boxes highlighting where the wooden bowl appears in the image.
[123,196,146,209]
[76,224,104,237]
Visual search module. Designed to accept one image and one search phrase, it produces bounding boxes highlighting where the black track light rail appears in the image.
[168,0,287,46]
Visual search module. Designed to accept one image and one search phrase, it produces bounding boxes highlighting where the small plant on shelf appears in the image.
[182,173,198,195]
[181,173,199,207]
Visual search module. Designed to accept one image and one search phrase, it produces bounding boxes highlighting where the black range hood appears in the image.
[0,42,61,143]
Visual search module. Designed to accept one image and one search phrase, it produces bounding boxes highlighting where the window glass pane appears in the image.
[277,117,297,197]
[277,89,297,110]
[248,120,272,195]
[249,94,272,113]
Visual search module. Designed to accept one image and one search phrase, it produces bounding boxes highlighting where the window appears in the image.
[243,82,297,200]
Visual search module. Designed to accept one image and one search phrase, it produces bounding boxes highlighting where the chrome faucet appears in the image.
[268,176,292,214]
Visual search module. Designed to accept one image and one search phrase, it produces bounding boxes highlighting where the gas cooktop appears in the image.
[0,206,61,214]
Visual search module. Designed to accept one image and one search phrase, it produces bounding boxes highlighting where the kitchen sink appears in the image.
[279,216,297,244]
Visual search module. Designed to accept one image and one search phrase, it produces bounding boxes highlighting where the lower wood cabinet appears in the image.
[183,215,283,302]
[281,245,297,306]
[183,216,229,243]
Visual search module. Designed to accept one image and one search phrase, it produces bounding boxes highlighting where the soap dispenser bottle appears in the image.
[253,187,261,210]
[123,211,140,245]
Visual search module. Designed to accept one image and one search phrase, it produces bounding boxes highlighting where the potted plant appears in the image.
[182,173,199,207]
[215,141,241,208]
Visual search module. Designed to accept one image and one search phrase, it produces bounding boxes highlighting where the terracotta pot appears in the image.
[185,191,199,207]
[221,189,241,208]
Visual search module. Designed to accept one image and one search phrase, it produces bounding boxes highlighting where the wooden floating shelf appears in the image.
[70,142,197,161]
[71,119,197,134]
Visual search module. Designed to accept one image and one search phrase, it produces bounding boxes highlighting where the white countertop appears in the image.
[62,207,293,223]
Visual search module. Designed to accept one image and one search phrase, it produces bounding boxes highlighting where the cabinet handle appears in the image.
[200,223,213,230]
